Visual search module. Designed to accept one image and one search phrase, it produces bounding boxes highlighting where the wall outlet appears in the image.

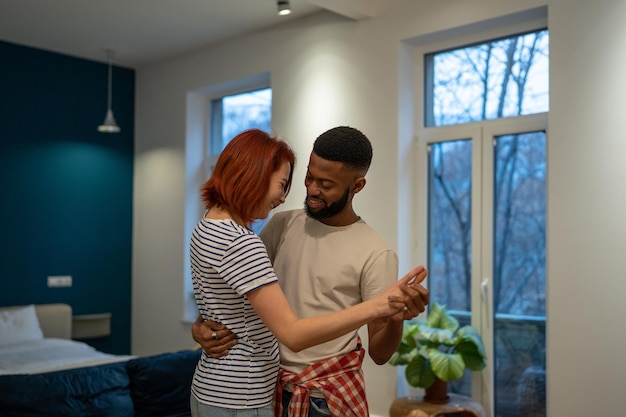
[47,275,72,287]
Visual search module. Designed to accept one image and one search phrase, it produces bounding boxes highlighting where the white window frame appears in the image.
[415,114,547,412]
[402,12,548,417]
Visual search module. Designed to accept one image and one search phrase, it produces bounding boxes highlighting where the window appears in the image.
[207,88,272,170]
[183,78,272,322]
[411,28,548,417]
[425,30,549,127]
[206,88,273,233]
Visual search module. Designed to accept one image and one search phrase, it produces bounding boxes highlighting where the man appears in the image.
[192,126,429,417]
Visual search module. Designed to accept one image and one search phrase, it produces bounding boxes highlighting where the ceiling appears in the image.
[0,0,377,68]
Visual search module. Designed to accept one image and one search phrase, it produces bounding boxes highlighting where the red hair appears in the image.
[200,129,295,227]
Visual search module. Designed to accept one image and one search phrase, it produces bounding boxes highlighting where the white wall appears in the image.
[547,0,626,414]
[133,0,626,415]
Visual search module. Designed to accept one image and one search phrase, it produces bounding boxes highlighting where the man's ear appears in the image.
[352,177,366,194]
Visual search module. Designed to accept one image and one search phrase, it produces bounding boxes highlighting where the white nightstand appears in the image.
[72,313,112,339]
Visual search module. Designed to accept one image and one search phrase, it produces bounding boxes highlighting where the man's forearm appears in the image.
[367,316,403,364]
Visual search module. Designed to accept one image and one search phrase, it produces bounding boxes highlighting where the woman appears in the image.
[189,129,423,417]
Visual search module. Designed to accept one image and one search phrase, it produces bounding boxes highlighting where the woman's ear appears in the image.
[352,177,366,194]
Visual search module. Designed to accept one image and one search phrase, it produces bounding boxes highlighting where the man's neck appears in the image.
[318,210,360,227]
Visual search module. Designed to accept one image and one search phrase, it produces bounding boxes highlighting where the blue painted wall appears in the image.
[0,41,134,355]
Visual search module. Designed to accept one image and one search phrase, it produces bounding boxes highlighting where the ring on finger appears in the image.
[211,331,218,341]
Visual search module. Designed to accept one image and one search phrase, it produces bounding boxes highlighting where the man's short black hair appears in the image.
[312,126,373,171]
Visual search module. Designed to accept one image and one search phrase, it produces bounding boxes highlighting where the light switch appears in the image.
[47,275,72,287]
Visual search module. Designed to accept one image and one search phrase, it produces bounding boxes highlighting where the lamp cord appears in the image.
[106,50,114,111]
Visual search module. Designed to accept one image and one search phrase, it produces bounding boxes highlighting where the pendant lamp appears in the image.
[98,49,121,133]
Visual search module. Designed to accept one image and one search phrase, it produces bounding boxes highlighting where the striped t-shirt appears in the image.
[190,217,280,408]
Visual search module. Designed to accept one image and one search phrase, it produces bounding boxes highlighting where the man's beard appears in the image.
[304,188,350,220]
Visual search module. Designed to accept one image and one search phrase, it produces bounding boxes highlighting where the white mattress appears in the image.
[0,338,134,375]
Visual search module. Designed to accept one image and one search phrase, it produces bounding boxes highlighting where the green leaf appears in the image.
[457,326,486,352]
[461,350,487,371]
[417,325,454,344]
[456,326,487,368]
[456,341,486,371]
[429,349,465,381]
[389,343,418,366]
[402,322,423,349]
[405,355,436,388]
[426,302,459,332]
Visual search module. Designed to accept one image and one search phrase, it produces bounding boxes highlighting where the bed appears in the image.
[0,303,133,375]
[0,303,201,417]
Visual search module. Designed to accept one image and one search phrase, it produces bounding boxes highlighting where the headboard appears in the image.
[34,303,72,339]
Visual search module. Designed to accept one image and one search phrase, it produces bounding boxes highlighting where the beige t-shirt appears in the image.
[260,209,399,374]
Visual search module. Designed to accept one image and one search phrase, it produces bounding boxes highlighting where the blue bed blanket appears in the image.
[0,361,133,417]
[0,349,201,417]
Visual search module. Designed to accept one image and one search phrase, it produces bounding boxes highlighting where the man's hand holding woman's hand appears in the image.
[388,265,430,320]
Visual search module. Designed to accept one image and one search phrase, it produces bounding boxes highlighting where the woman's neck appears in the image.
[205,206,244,226]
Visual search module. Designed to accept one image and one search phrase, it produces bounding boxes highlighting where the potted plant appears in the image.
[389,302,487,404]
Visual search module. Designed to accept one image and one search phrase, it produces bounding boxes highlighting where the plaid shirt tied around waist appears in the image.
[273,341,368,417]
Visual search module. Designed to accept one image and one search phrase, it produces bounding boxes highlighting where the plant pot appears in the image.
[424,378,449,404]
[390,393,486,417]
